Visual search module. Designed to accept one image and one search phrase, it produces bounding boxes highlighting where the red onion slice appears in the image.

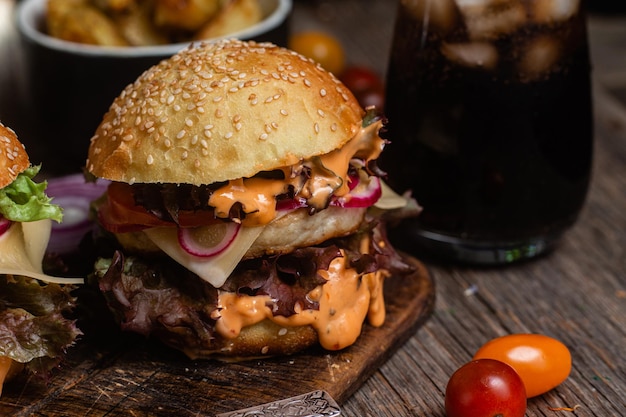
[45,174,110,254]
[178,222,241,258]
[0,216,12,237]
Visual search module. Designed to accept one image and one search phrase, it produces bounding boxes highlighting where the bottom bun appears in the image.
[175,320,319,360]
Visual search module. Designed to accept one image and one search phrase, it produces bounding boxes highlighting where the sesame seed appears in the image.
[235,123,242,131]
[259,133,268,140]
[225,132,233,139]
[320,88,327,97]
[318,109,326,118]
[280,109,288,116]
[185,118,194,127]
[147,154,154,165]
[278,328,288,336]
[201,139,209,148]
[177,130,186,139]
[304,79,312,87]
[314,123,320,134]
[331,123,338,132]
[123,134,134,141]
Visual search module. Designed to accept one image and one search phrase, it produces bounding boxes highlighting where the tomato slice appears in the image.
[99,183,220,233]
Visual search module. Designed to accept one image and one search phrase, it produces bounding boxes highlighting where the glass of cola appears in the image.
[382,0,593,264]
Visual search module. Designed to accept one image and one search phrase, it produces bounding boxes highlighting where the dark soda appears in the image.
[381,0,593,263]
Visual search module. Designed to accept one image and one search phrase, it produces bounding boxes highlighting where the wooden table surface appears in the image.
[2,1,626,416]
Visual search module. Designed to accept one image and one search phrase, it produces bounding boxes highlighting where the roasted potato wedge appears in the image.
[153,0,221,32]
[194,0,262,40]
[47,0,128,46]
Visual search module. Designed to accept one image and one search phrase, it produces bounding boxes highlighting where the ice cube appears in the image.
[531,0,580,23]
[442,42,498,69]
[404,0,460,32]
[518,36,561,81]
[456,0,527,40]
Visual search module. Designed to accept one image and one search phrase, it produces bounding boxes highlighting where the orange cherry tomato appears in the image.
[289,31,346,75]
[473,334,572,398]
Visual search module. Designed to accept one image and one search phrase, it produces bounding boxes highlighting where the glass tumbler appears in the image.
[381,0,593,264]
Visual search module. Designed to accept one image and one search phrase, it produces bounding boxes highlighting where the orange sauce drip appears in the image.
[214,242,387,350]
[208,121,384,227]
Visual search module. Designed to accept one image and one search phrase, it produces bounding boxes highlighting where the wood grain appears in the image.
[0,256,434,416]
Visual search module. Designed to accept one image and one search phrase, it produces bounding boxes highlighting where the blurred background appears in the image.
[2,0,626,174]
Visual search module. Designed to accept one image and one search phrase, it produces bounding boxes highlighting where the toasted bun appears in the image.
[0,122,30,188]
[86,39,365,185]
[178,320,319,360]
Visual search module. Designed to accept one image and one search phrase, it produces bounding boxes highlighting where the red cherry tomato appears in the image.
[445,359,527,417]
[289,31,346,75]
[473,334,572,398]
[339,66,385,110]
[339,66,383,94]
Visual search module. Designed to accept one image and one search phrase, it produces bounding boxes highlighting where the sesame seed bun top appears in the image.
[86,39,365,185]
[0,122,30,189]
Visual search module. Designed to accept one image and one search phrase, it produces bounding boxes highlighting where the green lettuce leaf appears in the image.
[0,165,63,223]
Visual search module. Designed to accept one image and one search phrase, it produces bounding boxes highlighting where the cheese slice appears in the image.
[0,220,84,285]
[375,180,409,210]
[143,224,267,288]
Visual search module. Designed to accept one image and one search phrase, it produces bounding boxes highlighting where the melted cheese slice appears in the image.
[0,221,84,284]
[143,224,266,288]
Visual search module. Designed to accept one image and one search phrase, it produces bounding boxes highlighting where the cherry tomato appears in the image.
[339,66,385,110]
[473,333,572,398]
[445,359,527,417]
[289,31,346,75]
[339,66,383,94]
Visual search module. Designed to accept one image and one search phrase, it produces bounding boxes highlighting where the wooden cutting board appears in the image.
[0,255,434,416]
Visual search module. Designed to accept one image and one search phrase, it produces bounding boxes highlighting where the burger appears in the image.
[0,122,81,396]
[86,39,419,359]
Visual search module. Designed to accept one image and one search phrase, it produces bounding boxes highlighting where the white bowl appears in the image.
[18,0,292,58]
[16,0,292,175]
